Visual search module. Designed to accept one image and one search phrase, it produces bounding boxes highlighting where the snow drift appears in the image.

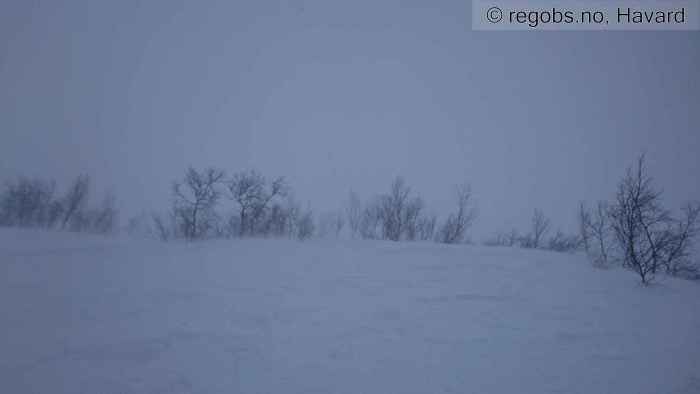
[1,228,699,394]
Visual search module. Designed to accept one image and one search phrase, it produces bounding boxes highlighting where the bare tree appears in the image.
[61,174,90,230]
[283,196,301,238]
[576,155,700,282]
[151,211,178,241]
[359,197,382,240]
[506,229,520,247]
[371,177,429,242]
[353,178,433,242]
[484,229,520,247]
[0,177,57,227]
[296,205,315,240]
[346,191,362,239]
[46,197,64,229]
[436,184,477,244]
[546,230,581,253]
[403,196,425,241]
[172,167,225,240]
[332,211,345,237]
[609,155,673,284]
[660,202,700,278]
[378,177,412,241]
[88,193,118,234]
[578,202,591,255]
[0,173,121,235]
[580,201,614,267]
[249,177,287,235]
[227,170,264,236]
[522,209,550,249]
[416,213,437,241]
[227,170,287,237]
[260,202,287,238]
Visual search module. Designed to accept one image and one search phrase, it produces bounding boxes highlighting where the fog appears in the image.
[1,0,698,239]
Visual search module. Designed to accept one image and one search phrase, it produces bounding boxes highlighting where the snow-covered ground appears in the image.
[1,228,699,394]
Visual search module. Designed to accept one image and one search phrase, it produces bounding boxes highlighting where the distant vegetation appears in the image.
[484,154,700,283]
[0,174,117,234]
[126,168,476,244]
[578,155,700,283]
[2,154,697,284]
[483,208,581,253]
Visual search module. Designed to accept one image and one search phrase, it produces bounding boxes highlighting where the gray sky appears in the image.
[1,0,698,238]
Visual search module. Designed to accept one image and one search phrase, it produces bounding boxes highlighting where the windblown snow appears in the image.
[1,228,699,394]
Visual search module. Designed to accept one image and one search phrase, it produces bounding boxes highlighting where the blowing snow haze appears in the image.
[2,1,700,393]
[1,0,698,238]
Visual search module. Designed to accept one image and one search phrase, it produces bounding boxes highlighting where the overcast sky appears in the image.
[1,0,698,238]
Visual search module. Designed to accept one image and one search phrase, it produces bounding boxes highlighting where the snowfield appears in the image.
[1,229,699,394]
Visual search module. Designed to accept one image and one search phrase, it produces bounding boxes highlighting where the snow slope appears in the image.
[1,228,699,394]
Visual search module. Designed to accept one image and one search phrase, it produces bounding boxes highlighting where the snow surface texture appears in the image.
[1,228,699,394]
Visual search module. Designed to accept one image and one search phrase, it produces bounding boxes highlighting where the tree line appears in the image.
[134,169,477,244]
[141,168,314,241]
[2,155,698,284]
[483,154,699,284]
[0,174,117,234]
[577,155,700,284]
[483,208,581,252]
[344,177,476,243]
